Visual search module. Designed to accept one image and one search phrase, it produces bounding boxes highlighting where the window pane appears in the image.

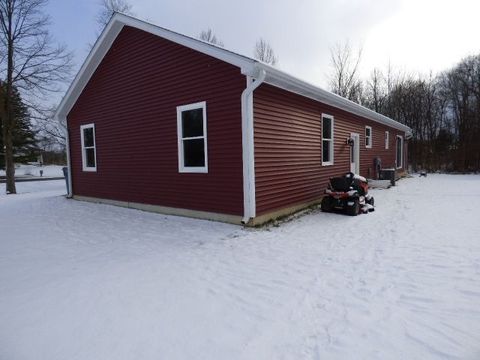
[365,127,371,137]
[183,139,205,167]
[85,148,96,168]
[83,128,94,147]
[322,118,331,139]
[182,108,204,138]
[322,140,330,163]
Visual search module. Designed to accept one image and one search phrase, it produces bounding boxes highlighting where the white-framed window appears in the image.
[385,131,389,149]
[80,123,97,172]
[396,135,403,169]
[177,101,208,173]
[321,114,334,166]
[365,126,372,148]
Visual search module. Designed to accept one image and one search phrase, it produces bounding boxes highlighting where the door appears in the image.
[350,133,360,174]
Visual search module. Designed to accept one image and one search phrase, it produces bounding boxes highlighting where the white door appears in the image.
[350,133,360,174]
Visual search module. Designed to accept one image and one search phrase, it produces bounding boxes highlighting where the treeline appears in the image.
[331,45,480,172]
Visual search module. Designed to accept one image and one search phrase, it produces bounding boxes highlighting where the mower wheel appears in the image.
[346,198,360,216]
[366,196,374,206]
[321,196,333,212]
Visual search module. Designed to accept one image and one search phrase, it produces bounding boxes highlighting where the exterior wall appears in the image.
[254,84,407,216]
[67,26,246,216]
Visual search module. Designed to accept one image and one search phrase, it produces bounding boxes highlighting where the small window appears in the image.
[322,114,334,165]
[385,131,389,149]
[177,101,208,173]
[80,124,96,172]
[396,135,403,169]
[365,126,372,148]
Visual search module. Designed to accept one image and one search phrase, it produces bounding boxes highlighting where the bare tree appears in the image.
[33,104,66,150]
[329,41,363,103]
[0,0,72,194]
[364,68,385,113]
[330,46,480,172]
[253,38,278,66]
[97,0,133,30]
[438,54,480,171]
[199,28,224,47]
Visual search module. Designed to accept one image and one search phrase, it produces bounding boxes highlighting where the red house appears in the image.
[56,14,411,225]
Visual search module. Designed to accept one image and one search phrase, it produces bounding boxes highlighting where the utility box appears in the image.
[379,168,396,186]
[62,167,69,194]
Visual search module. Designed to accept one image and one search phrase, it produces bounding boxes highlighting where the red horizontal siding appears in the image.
[254,84,407,215]
[67,26,245,216]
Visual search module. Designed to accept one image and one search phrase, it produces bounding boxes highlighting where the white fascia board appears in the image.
[116,14,256,73]
[256,63,412,136]
[55,13,256,119]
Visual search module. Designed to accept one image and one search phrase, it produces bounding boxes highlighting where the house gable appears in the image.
[56,13,256,120]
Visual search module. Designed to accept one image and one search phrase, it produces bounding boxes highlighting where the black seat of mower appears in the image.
[329,176,353,192]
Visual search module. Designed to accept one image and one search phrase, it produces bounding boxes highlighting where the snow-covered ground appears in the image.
[0,164,65,178]
[1,175,480,360]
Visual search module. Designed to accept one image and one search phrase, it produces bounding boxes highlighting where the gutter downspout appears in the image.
[241,68,266,224]
[62,116,73,198]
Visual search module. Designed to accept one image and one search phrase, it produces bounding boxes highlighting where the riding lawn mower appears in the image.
[321,172,375,216]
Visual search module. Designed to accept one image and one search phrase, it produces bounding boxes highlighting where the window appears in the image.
[365,126,372,148]
[396,135,403,169]
[80,124,96,171]
[177,101,208,173]
[322,114,334,165]
[385,131,389,149]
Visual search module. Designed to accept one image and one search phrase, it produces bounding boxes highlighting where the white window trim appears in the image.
[365,126,372,148]
[80,123,97,172]
[396,135,403,169]
[385,131,390,150]
[321,114,334,166]
[177,101,208,173]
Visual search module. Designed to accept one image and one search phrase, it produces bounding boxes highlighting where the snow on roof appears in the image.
[55,13,411,135]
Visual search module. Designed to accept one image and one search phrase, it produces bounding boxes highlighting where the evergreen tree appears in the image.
[0,85,37,169]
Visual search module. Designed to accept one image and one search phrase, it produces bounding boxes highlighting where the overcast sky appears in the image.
[46,0,480,90]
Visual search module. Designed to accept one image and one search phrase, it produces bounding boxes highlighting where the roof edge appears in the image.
[256,63,412,134]
[56,13,411,136]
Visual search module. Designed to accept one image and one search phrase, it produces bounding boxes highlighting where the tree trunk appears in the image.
[1,84,15,194]
[4,7,17,194]
[4,88,17,194]
[2,120,16,194]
